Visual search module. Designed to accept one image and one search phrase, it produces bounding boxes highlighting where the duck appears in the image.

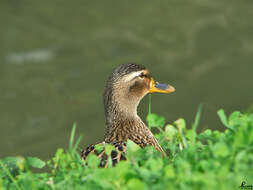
[81,63,175,166]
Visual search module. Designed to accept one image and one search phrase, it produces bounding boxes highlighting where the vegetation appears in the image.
[0,106,252,190]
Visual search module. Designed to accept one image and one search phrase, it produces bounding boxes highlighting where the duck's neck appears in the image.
[103,91,165,155]
[103,91,146,143]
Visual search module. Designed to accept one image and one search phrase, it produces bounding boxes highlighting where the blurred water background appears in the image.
[1,0,253,159]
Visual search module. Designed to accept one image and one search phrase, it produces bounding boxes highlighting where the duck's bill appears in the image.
[149,78,175,94]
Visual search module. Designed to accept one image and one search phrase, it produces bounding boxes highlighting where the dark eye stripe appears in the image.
[139,72,150,78]
[139,73,145,78]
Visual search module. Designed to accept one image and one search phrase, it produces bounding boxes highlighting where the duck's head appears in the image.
[103,63,175,121]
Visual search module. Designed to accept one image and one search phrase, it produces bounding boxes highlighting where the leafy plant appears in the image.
[1,107,252,190]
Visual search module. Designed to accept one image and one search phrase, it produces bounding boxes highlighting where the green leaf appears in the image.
[126,140,141,162]
[192,104,203,132]
[217,109,228,124]
[164,165,175,178]
[186,129,196,143]
[235,150,246,162]
[87,154,100,168]
[175,118,188,148]
[146,113,165,128]
[175,118,186,131]
[1,156,26,172]
[0,160,22,190]
[69,123,77,152]
[198,129,212,140]
[164,124,178,140]
[26,157,46,169]
[199,160,209,171]
[127,140,140,153]
[217,109,234,131]
[115,161,131,177]
[212,142,229,158]
[105,144,115,156]
[73,135,82,153]
[228,111,241,122]
[127,178,146,190]
[146,158,163,173]
[95,143,104,152]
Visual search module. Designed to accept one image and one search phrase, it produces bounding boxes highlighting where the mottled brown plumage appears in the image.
[81,63,175,166]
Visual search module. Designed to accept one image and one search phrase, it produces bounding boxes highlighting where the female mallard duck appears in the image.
[81,63,175,166]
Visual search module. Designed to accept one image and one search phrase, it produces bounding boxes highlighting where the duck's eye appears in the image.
[139,73,146,78]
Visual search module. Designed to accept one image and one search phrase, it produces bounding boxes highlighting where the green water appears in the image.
[1,0,253,159]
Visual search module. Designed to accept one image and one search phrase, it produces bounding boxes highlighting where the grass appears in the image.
[0,106,253,190]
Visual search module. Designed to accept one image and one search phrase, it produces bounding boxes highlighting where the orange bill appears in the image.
[149,78,175,94]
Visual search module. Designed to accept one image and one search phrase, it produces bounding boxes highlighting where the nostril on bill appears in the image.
[154,83,169,90]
